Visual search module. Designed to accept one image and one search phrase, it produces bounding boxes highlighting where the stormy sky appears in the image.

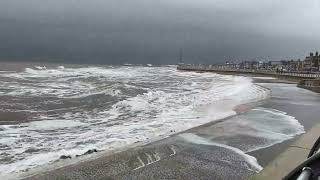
[0,0,319,64]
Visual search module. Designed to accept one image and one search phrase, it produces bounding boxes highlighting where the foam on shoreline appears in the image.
[0,66,271,177]
[179,133,263,172]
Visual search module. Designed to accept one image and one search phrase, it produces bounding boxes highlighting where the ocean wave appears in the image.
[177,106,305,173]
[192,107,305,154]
[0,66,271,176]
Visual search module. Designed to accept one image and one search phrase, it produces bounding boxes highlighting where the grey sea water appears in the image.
[0,64,305,177]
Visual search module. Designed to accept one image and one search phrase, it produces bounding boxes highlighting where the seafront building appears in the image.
[220,51,320,73]
[177,51,320,80]
[304,52,320,71]
[177,51,320,93]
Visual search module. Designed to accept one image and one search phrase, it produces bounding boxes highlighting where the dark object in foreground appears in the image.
[283,136,320,180]
[75,149,98,157]
[60,155,72,160]
[84,149,98,155]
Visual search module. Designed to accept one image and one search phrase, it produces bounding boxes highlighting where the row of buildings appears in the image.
[223,52,320,72]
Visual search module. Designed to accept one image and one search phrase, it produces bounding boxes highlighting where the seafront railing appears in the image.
[177,64,320,78]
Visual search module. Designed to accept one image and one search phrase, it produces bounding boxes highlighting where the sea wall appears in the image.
[177,64,320,80]
[298,79,320,93]
[177,64,320,93]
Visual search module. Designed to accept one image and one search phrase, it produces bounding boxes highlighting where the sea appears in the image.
[0,64,306,178]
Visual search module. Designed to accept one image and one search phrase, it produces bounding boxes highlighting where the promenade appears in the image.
[177,64,320,79]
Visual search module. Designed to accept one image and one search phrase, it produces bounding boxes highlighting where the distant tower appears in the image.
[179,48,183,64]
[316,51,319,57]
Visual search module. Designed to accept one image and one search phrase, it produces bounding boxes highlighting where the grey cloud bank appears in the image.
[0,0,319,64]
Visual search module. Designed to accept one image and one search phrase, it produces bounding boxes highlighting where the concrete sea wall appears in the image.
[177,64,320,93]
[177,64,320,79]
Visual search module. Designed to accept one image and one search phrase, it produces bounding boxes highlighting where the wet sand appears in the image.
[248,78,320,166]
[25,136,253,180]
[24,118,260,180]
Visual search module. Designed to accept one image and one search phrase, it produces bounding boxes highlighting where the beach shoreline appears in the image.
[11,72,319,180]
[0,65,317,179]
[18,101,262,180]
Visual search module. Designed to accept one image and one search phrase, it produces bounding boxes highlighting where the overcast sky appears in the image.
[0,0,319,64]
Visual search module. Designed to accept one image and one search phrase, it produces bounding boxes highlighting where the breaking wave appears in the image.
[177,107,305,173]
[0,66,271,176]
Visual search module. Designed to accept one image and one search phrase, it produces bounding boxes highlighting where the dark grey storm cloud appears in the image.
[0,0,319,64]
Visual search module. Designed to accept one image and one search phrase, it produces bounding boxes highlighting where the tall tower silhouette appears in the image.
[179,48,183,64]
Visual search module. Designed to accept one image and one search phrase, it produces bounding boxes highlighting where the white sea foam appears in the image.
[34,66,47,70]
[178,106,306,172]
[252,76,276,80]
[57,66,65,69]
[196,107,305,153]
[179,133,263,172]
[0,71,16,73]
[27,120,86,130]
[244,107,305,152]
[0,66,271,176]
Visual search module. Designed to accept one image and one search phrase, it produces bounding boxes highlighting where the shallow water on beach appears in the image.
[0,64,306,177]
